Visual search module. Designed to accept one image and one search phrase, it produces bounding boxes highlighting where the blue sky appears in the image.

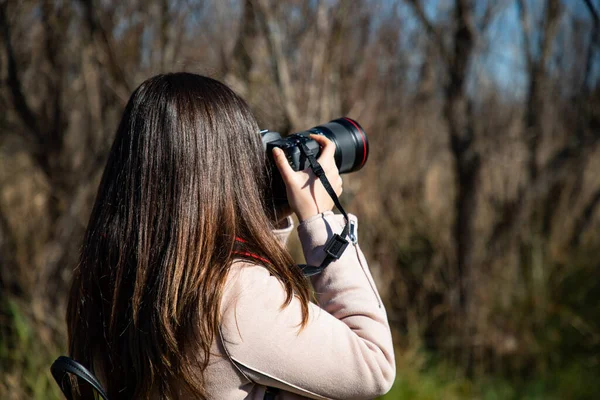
[392,0,599,100]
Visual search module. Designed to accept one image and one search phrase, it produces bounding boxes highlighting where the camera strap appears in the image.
[51,356,109,400]
[297,142,351,277]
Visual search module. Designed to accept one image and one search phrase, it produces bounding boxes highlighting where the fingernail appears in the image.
[273,148,282,156]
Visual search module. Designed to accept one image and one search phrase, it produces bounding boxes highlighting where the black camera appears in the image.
[262,117,369,204]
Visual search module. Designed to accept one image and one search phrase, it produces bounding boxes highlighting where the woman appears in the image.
[67,73,395,399]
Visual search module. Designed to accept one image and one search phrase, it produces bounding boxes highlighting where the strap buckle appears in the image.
[348,219,358,244]
[297,139,352,276]
[324,234,349,260]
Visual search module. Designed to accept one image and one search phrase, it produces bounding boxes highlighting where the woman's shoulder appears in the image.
[221,260,288,314]
[220,214,296,311]
[227,259,276,286]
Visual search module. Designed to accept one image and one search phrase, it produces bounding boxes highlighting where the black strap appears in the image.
[51,356,110,400]
[51,355,281,400]
[297,142,350,277]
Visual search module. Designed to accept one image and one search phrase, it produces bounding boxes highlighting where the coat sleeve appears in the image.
[272,216,294,246]
[220,212,395,400]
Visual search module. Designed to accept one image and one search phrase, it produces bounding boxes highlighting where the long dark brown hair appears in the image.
[67,73,310,399]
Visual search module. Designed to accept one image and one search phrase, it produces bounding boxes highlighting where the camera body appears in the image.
[262,117,368,205]
[263,132,321,172]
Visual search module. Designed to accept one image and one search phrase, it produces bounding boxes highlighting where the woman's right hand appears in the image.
[272,134,343,222]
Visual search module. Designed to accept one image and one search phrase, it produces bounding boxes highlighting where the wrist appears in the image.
[296,213,315,223]
[295,206,329,223]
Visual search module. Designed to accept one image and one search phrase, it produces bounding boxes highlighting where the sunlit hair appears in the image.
[67,73,310,399]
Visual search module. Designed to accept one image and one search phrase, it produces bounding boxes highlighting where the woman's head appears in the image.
[67,73,309,399]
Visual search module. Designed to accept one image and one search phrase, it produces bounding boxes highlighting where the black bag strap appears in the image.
[51,355,279,400]
[297,142,350,277]
[51,356,109,400]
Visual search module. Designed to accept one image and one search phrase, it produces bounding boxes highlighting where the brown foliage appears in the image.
[1,0,599,395]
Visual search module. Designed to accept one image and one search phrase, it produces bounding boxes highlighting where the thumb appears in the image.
[272,148,296,184]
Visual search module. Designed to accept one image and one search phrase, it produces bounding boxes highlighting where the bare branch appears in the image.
[571,188,600,247]
[516,0,534,72]
[307,1,328,121]
[78,0,131,100]
[405,0,449,62]
[254,0,300,129]
[582,0,599,92]
[584,0,599,26]
[479,0,510,32]
[224,0,259,92]
[489,133,600,256]
[41,0,66,153]
[288,1,318,48]
[539,0,561,68]
[0,2,41,139]
[0,200,21,296]
[520,0,562,180]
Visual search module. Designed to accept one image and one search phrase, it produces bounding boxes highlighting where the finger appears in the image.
[310,134,336,163]
[272,148,296,184]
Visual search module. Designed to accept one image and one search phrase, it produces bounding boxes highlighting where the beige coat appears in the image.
[203,212,396,399]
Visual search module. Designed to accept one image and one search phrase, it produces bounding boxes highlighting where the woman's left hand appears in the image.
[272,134,342,222]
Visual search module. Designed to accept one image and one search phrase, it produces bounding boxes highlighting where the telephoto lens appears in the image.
[262,117,369,205]
[300,117,369,173]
